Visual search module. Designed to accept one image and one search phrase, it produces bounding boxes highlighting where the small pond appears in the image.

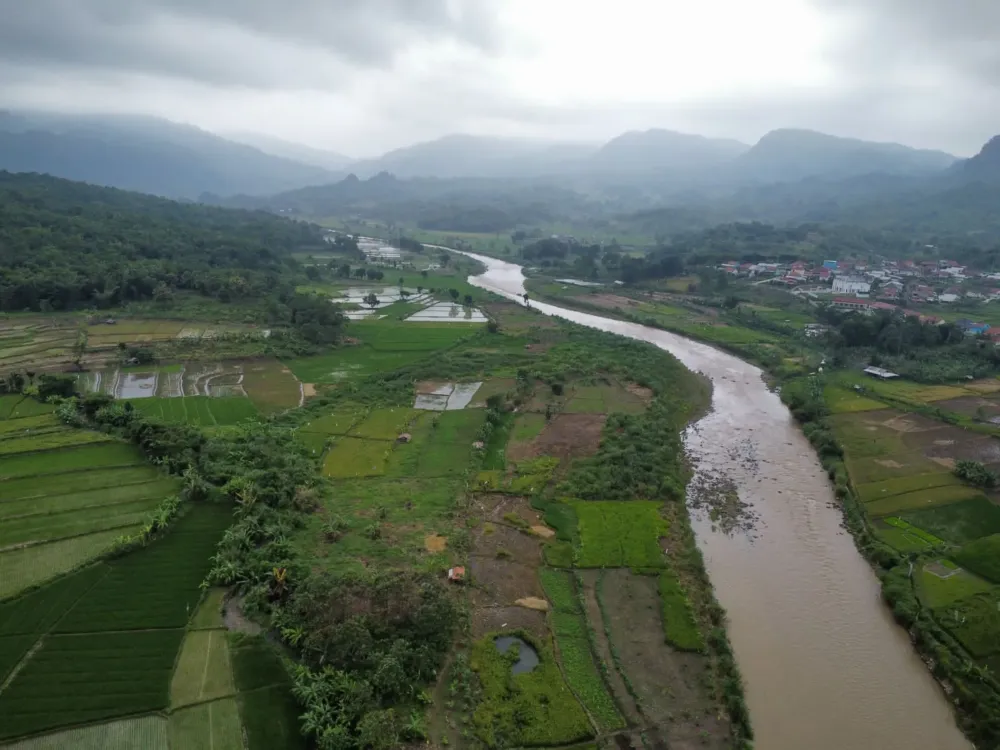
[494,636,539,675]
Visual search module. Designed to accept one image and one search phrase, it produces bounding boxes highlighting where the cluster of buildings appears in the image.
[720,257,1000,307]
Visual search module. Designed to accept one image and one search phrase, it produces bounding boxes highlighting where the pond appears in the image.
[495,635,539,675]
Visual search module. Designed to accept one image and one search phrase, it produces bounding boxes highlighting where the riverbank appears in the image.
[465,251,973,750]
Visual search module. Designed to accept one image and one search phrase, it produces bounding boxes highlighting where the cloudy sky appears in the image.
[1,0,998,158]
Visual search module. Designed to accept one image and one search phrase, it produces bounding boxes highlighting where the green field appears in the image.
[658,570,704,652]
[169,698,244,750]
[956,535,1000,584]
[126,396,259,426]
[856,472,964,503]
[230,637,306,750]
[348,407,417,440]
[824,386,887,414]
[322,436,391,479]
[865,486,986,517]
[284,320,479,383]
[899,498,1000,545]
[918,562,995,609]
[0,715,169,750]
[572,501,668,568]
[941,593,1000,658]
[170,629,235,707]
[0,504,232,740]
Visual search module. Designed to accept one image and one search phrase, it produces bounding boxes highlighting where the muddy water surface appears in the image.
[464,252,971,750]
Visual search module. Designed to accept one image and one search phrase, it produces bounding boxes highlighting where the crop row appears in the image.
[55,504,232,633]
[0,443,143,482]
[0,430,113,457]
[0,465,160,503]
[0,630,184,740]
[127,396,259,427]
[658,570,704,652]
[0,479,177,521]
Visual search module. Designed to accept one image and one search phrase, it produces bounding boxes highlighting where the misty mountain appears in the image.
[589,129,749,175]
[0,111,339,199]
[731,129,958,183]
[950,135,1000,185]
[221,130,354,172]
[347,134,598,179]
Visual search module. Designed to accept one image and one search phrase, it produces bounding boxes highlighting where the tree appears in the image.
[363,293,380,310]
[305,265,322,281]
[439,252,450,267]
[416,286,423,294]
[365,269,380,281]
[522,292,530,306]
[398,277,404,287]
[72,330,88,371]
[399,289,410,300]
[336,264,351,278]
[353,267,367,279]
[448,288,459,302]
[421,270,429,279]
[463,294,473,307]
[152,282,174,304]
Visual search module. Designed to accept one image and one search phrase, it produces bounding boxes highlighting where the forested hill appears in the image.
[0,171,326,312]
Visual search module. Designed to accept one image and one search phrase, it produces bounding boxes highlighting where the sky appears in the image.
[1,0,998,158]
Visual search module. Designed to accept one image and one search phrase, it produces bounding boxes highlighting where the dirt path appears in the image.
[578,570,643,727]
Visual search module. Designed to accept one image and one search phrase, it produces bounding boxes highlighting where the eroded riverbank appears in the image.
[463,251,971,750]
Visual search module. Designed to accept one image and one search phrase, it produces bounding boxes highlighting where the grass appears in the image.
[0,629,184,739]
[322,437,392,479]
[189,589,227,630]
[0,530,132,601]
[482,412,514,470]
[230,636,307,750]
[658,570,704,652]
[538,569,623,732]
[0,479,177,521]
[54,504,232,633]
[470,633,592,747]
[0,715,169,750]
[565,384,647,415]
[883,517,944,546]
[126,396,259,426]
[572,501,668,568]
[956,535,1000,584]
[918,563,995,609]
[0,497,161,548]
[168,699,244,750]
[864,486,986,517]
[510,413,547,444]
[170,629,235,707]
[0,443,143,481]
[417,410,486,477]
[0,466,161,502]
[299,405,366,436]
[874,526,937,554]
[899,497,1000,545]
[348,407,417,440]
[823,385,887,414]
[0,430,113,456]
[241,359,302,414]
[939,593,1000,658]
[856,472,963,503]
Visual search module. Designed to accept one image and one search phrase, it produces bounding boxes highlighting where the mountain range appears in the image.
[1,109,999,242]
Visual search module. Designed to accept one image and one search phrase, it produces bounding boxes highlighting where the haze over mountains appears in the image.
[1,108,999,242]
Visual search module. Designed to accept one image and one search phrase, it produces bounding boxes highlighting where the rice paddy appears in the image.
[572,501,669,568]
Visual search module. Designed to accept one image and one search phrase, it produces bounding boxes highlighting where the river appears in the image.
[462,251,971,750]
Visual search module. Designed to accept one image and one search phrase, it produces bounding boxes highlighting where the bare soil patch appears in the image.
[302,383,317,398]
[530,525,555,539]
[223,595,262,635]
[936,396,1000,419]
[471,494,543,526]
[471,523,543,567]
[881,413,945,433]
[967,379,1000,394]
[923,435,1000,464]
[416,380,451,394]
[425,534,447,553]
[518,413,607,463]
[931,457,956,469]
[601,569,729,750]
[626,383,654,404]
[515,596,549,611]
[472,605,547,640]
[875,459,904,468]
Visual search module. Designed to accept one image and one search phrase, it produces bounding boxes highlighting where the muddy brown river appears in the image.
[463,251,971,750]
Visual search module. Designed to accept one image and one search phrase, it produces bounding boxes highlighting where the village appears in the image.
[720,256,1000,341]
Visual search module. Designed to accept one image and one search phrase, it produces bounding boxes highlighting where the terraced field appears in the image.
[0,397,180,598]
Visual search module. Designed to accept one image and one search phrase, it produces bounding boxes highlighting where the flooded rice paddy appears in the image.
[465,251,972,750]
[331,287,487,323]
[77,363,249,399]
[495,636,540,675]
[413,382,483,411]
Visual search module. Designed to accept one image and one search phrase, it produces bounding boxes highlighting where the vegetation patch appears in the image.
[856,472,963,503]
[823,385,889,414]
[0,443,143,481]
[0,530,129,601]
[470,633,592,747]
[658,570,704,652]
[322,437,392,479]
[240,359,303,414]
[0,715,168,750]
[940,593,1000,659]
[918,563,994,609]
[864,485,986,517]
[168,698,244,750]
[572,501,667,568]
[955,534,1000,584]
[538,569,623,732]
[126,396,259,426]
[0,629,184,739]
[348,407,417,440]
[898,497,1000,545]
[169,629,235,707]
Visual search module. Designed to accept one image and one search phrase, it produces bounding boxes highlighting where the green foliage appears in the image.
[539,569,579,614]
[470,634,592,748]
[658,570,704,652]
[572,501,668,568]
[956,535,1000,585]
[944,593,1000,658]
[126,396,259,426]
[0,171,328,314]
[954,460,998,488]
[917,564,994,610]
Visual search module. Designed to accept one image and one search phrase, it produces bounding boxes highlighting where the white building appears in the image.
[832,276,871,295]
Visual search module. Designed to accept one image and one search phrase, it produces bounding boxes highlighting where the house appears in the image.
[938,294,960,303]
[832,276,871,295]
[823,260,839,270]
[956,319,991,336]
[864,366,899,379]
[831,297,872,313]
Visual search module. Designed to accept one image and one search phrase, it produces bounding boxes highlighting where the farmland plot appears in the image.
[0,716,168,750]
[572,501,668,568]
[169,699,244,750]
